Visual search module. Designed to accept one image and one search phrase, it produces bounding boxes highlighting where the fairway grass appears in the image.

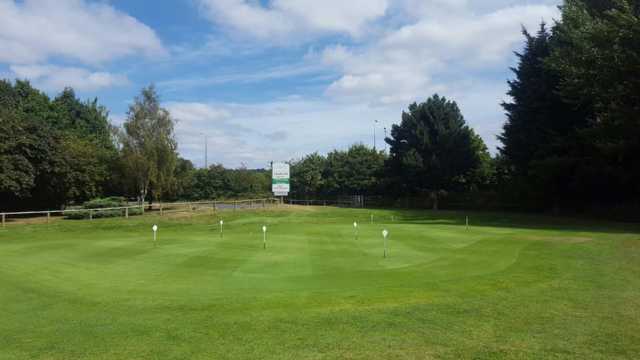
[1,207,639,359]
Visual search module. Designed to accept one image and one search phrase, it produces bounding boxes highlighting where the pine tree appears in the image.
[386,94,488,209]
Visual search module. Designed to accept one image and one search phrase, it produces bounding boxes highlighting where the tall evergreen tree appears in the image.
[499,24,585,176]
[548,0,640,204]
[386,94,487,209]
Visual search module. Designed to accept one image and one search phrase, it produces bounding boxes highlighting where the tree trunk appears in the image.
[431,191,439,211]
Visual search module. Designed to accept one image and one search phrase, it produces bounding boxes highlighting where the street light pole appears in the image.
[384,127,387,153]
[373,120,379,150]
[201,133,208,169]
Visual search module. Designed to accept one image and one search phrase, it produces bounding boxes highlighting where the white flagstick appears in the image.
[382,229,389,258]
[262,225,267,249]
[219,220,224,238]
[353,221,358,240]
[152,224,158,246]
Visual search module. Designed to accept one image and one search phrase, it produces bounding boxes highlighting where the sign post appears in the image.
[272,162,290,201]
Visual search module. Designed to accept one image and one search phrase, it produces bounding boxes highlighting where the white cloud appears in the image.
[0,0,166,65]
[166,102,231,124]
[158,62,325,92]
[9,64,129,91]
[166,98,400,168]
[197,0,388,41]
[322,4,559,106]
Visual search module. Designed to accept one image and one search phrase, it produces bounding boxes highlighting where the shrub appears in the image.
[64,197,141,219]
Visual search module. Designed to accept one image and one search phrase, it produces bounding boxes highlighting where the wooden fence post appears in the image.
[1,213,5,228]
[47,212,50,223]
[234,201,237,212]
[89,210,93,220]
[125,207,129,219]
[160,203,163,216]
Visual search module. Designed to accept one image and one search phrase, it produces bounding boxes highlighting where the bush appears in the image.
[64,197,142,219]
[83,197,126,209]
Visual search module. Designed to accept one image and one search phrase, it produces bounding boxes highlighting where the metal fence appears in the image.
[0,198,280,228]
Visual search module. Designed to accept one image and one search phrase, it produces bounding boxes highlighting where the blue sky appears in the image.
[0,0,561,168]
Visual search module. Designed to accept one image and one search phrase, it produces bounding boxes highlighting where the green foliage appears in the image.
[0,110,38,197]
[289,145,385,198]
[172,158,196,200]
[0,80,115,210]
[118,85,178,202]
[225,167,270,197]
[291,153,326,198]
[82,197,127,209]
[497,2,640,210]
[546,0,640,203]
[168,161,271,201]
[386,94,489,208]
[64,196,141,219]
[499,24,586,177]
[324,144,385,196]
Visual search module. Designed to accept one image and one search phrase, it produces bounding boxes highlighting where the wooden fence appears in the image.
[0,198,280,228]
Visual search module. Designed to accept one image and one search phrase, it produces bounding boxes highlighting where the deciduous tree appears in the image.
[119,85,178,203]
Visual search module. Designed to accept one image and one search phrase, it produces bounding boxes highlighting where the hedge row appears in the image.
[64,197,142,219]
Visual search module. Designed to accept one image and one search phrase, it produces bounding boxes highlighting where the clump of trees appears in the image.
[171,163,271,201]
[0,82,268,211]
[289,144,385,198]
[498,0,640,212]
[2,0,637,216]
[287,96,493,209]
[0,81,117,210]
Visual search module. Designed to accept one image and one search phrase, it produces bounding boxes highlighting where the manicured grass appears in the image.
[1,206,639,359]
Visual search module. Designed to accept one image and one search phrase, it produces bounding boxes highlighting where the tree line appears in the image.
[1,0,637,215]
[290,0,639,214]
[0,82,270,211]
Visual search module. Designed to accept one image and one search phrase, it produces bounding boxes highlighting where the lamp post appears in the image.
[373,120,379,150]
[200,133,209,169]
[384,127,387,153]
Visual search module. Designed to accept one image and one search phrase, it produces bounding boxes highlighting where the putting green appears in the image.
[1,207,639,359]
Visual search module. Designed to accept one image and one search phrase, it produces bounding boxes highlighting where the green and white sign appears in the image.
[272,162,290,196]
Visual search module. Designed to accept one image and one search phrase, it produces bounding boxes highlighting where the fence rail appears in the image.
[287,199,358,207]
[0,198,280,227]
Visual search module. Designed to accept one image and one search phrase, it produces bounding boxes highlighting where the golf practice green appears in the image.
[0,207,639,359]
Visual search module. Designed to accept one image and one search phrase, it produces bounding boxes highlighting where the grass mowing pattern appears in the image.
[1,207,639,359]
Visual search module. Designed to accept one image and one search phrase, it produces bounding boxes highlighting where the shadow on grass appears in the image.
[381,209,640,235]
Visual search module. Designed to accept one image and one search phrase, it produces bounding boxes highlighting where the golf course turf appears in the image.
[1,206,639,359]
